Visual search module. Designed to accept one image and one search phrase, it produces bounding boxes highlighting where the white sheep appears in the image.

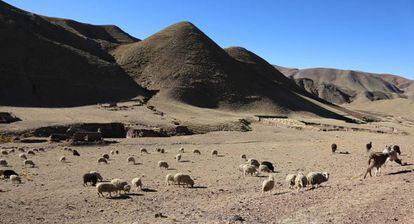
[110,150,115,155]
[193,149,201,154]
[307,172,329,188]
[262,175,275,194]
[59,156,66,163]
[8,149,15,153]
[24,159,35,168]
[243,164,258,176]
[19,153,27,160]
[10,175,22,184]
[259,164,272,173]
[110,178,129,194]
[295,172,308,192]
[96,183,118,198]
[0,159,7,167]
[123,184,131,194]
[165,174,174,186]
[285,174,297,189]
[158,161,169,169]
[178,147,185,153]
[131,177,143,190]
[173,173,194,188]
[127,156,136,165]
[97,157,108,164]
[211,149,218,156]
[175,153,182,162]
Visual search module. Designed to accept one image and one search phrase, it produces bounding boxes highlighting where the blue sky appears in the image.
[5,0,414,79]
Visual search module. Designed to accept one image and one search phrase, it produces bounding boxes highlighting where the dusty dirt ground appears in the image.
[1,103,414,224]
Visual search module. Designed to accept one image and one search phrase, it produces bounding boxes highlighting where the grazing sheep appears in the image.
[32,148,39,153]
[19,153,27,160]
[366,142,372,152]
[193,149,201,154]
[8,149,15,153]
[73,150,80,156]
[364,151,393,178]
[89,171,103,181]
[173,173,194,188]
[102,153,110,160]
[165,174,174,186]
[383,145,403,166]
[0,170,18,179]
[97,157,108,164]
[24,160,35,168]
[18,148,25,152]
[140,148,148,154]
[96,183,118,198]
[115,150,119,154]
[211,150,218,156]
[175,153,182,162]
[127,156,136,165]
[243,164,258,176]
[285,174,297,189]
[158,161,169,169]
[241,154,247,161]
[247,158,260,168]
[0,159,7,167]
[10,175,22,184]
[259,164,272,173]
[83,173,99,186]
[131,177,143,190]
[27,150,35,155]
[110,178,129,194]
[123,184,131,194]
[238,164,245,175]
[38,148,45,152]
[1,150,9,155]
[178,147,185,153]
[260,161,275,172]
[59,156,66,163]
[331,143,337,153]
[110,150,115,155]
[262,175,275,194]
[295,172,308,192]
[307,172,329,188]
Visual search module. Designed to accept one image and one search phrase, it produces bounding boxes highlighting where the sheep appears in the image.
[1,150,9,155]
[158,161,169,169]
[178,147,185,153]
[295,172,308,192]
[243,164,258,176]
[140,148,148,154]
[38,148,45,152]
[238,164,245,175]
[175,153,182,162]
[27,150,35,155]
[96,183,118,198]
[83,173,99,186]
[262,175,275,194]
[211,149,218,156]
[115,150,119,154]
[331,143,337,153]
[18,148,25,152]
[307,172,329,188]
[131,177,143,190]
[19,153,27,160]
[364,151,393,178]
[260,161,275,172]
[59,156,66,163]
[366,142,372,152]
[97,157,108,164]
[24,160,35,168]
[32,148,39,153]
[0,159,7,167]
[89,171,103,182]
[127,156,136,165]
[102,153,110,160]
[173,173,194,188]
[10,175,22,184]
[73,150,80,156]
[193,149,201,154]
[110,150,115,155]
[247,158,260,168]
[259,164,272,173]
[285,174,297,189]
[123,184,131,194]
[110,178,129,194]
[383,145,403,166]
[165,174,175,186]
[8,149,15,153]
[0,170,18,179]
[241,154,247,161]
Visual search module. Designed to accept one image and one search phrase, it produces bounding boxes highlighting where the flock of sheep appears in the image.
[0,140,408,200]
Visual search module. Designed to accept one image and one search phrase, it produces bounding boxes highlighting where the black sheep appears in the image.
[0,170,19,179]
[331,143,337,153]
[83,173,98,186]
[366,142,372,152]
[260,161,275,172]
[73,150,80,156]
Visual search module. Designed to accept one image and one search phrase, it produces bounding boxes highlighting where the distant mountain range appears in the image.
[274,65,413,104]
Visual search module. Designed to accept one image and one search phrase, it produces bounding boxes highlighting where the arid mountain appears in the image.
[377,74,414,95]
[0,0,146,106]
[113,22,351,120]
[275,66,408,104]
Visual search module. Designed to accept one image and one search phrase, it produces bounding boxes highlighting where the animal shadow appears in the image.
[387,170,413,175]
[108,194,131,200]
[179,160,191,163]
[126,193,144,197]
[192,186,207,189]
[142,188,157,192]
